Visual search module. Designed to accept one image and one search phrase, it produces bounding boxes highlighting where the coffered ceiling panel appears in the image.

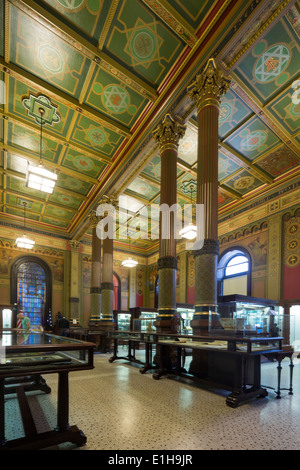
[0,0,299,249]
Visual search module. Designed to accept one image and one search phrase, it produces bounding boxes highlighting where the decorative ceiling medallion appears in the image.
[56,0,84,10]
[233,175,255,191]
[254,44,290,83]
[22,94,61,126]
[241,130,267,151]
[102,85,130,114]
[38,44,65,75]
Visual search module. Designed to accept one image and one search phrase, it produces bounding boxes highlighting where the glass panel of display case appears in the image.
[0,331,93,373]
[176,307,194,334]
[117,313,131,331]
[2,309,12,328]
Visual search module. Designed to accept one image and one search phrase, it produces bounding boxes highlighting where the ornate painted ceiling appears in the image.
[0,0,299,254]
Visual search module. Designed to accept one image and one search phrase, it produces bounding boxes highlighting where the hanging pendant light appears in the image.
[26,108,57,194]
[179,183,197,240]
[122,231,138,267]
[16,202,35,249]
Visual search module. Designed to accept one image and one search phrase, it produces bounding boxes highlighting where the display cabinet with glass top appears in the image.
[0,330,95,450]
[131,308,158,332]
[153,330,286,407]
[114,310,132,331]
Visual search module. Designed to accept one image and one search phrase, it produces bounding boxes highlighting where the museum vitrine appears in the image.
[0,331,95,449]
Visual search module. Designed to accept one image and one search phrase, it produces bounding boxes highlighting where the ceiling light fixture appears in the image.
[16,202,35,249]
[26,108,57,194]
[122,230,138,268]
[179,183,197,240]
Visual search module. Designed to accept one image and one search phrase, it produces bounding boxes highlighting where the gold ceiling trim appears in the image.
[141,0,197,47]
[224,0,295,70]
[0,110,112,170]
[231,73,300,155]
[0,59,131,138]
[9,0,158,102]
[97,0,119,51]
[0,141,99,186]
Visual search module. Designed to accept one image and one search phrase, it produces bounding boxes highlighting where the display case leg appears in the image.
[0,379,7,447]
[56,372,70,432]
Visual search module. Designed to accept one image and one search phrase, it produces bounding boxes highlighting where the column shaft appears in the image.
[153,114,186,333]
[187,58,230,337]
[89,216,102,326]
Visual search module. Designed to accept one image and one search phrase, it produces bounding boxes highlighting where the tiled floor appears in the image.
[4,350,300,450]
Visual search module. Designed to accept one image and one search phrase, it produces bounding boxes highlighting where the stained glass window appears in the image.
[17,262,46,327]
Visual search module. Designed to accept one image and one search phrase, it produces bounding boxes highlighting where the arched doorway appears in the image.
[11,256,52,328]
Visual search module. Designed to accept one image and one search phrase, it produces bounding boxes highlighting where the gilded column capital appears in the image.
[188,58,230,111]
[97,195,118,217]
[88,211,101,228]
[152,114,186,153]
[69,239,81,251]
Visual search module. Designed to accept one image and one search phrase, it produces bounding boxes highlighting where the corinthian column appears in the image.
[69,240,81,325]
[88,211,102,326]
[187,58,230,335]
[152,114,186,332]
[98,196,117,330]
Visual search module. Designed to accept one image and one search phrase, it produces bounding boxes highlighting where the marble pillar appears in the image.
[152,114,186,332]
[88,211,102,326]
[187,58,230,335]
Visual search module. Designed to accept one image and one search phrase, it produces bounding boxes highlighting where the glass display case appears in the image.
[217,294,278,317]
[131,308,158,332]
[176,305,194,334]
[0,331,94,375]
[0,330,95,449]
[114,310,131,331]
[0,305,13,329]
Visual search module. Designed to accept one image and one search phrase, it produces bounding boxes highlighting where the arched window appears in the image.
[11,256,52,328]
[218,249,251,296]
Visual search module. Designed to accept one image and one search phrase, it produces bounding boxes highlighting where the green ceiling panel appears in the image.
[6,194,44,214]
[41,215,70,228]
[224,116,280,161]
[0,71,4,112]
[43,204,74,221]
[0,0,4,58]
[127,175,159,200]
[7,122,62,164]
[6,205,41,221]
[166,0,213,30]
[267,88,300,135]
[49,190,83,210]
[233,18,300,104]
[61,146,106,178]
[105,0,184,85]
[42,0,105,40]
[56,172,93,195]
[84,66,147,127]
[218,152,242,181]
[70,114,124,156]
[6,153,27,174]
[9,77,75,137]
[9,5,92,100]
[223,169,264,195]
[6,175,47,200]
[219,90,253,139]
